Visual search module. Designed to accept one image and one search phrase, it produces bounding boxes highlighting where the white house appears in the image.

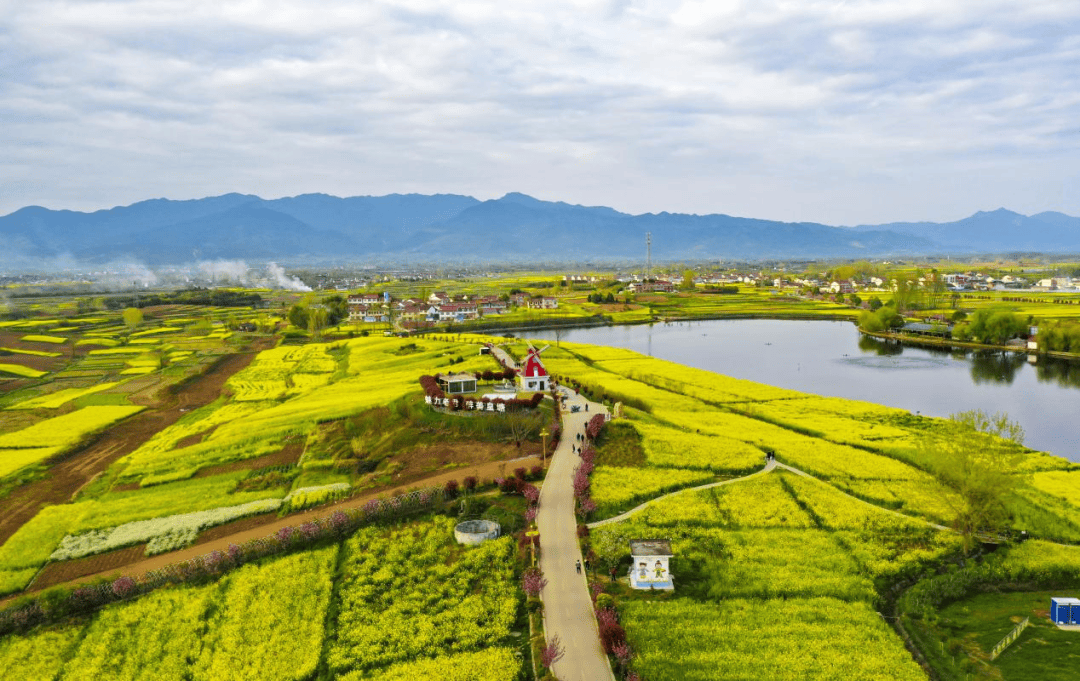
[526,297,559,310]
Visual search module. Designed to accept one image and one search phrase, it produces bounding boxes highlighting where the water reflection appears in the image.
[969,352,1024,385]
[1035,357,1080,389]
[857,335,902,356]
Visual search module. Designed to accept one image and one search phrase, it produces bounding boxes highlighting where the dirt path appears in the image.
[587,459,951,533]
[17,453,542,595]
[588,458,777,529]
[537,388,615,681]
[0,347,268,546]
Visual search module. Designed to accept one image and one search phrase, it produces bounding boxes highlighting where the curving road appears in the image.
[537,386,615,681]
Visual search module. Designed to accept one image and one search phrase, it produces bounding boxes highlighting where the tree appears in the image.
[680,270,696,291]
[122,307,143,331]
[891,273,917,313]
[932,410,1025,553]
[540,635,565,670]
[858,310,884,332]
[951,409,1025,445]
[287,304,309,329]
[966,307,1027,345]
[504,408,542,450]
[307,307,328,338]
[321,295,349,326]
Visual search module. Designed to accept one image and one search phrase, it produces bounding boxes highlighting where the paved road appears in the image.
[537,386,615,681]
[489,345,519,371]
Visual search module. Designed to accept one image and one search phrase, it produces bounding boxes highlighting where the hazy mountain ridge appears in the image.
[2,193,1077,265]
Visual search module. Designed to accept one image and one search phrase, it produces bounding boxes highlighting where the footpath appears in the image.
[537,387,615,681]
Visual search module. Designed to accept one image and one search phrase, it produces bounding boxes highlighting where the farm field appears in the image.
[0,516,524,681]
[0,320,550,600]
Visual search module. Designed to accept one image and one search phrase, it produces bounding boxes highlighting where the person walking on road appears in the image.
[575,560,582,574]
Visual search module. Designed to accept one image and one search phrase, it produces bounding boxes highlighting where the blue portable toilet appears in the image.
[1051,597,1080,625]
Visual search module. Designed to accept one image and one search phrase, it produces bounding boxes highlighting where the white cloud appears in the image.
[1,0,1080,224]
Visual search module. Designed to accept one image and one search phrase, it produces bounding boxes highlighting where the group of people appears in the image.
[571,430,589,454]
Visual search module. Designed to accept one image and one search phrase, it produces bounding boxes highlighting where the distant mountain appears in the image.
[1,192,1075,265]
[852,208,1080,253]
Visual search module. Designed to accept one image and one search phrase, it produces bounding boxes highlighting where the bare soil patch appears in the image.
[32,544,148,590]
[0,346,268,546]
[175,431,207,449]
[193,512,282,545]
[394,439,542,474]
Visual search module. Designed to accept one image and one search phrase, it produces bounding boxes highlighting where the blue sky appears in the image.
[3,0,1079,224]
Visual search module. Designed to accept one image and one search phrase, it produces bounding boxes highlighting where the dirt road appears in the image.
[19,454,542,595]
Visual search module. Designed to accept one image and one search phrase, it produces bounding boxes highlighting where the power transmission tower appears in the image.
[646,232,652,286]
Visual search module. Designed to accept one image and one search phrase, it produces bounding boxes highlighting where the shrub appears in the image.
[444,479,460,498]
[463,476,478,492]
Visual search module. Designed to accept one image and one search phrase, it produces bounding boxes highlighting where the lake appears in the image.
[520,319,1080,462]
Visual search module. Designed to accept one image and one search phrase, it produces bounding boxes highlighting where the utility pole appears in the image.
[646,232,652,288]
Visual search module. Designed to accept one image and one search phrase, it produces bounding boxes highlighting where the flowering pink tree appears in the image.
[578,496,597,515]
[586,414,606,439]
[524,505,538,524]
[523,483,540,503]
[522,566,547,597]
[541,634,565,669]
[580,445,596,466]
[275,525,295,545]
[111,576,136,599]
[572,468,591,498]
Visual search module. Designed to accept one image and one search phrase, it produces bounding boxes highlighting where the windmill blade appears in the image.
[537,345,550,355]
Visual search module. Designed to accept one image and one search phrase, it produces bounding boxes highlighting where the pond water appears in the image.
[520,319,1080,462]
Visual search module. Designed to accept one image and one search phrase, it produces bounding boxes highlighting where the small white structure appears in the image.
[629,539,674,590]
[455,520,500,545]
[436,373,477,395]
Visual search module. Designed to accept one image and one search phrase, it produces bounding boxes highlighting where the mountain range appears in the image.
[3,192,1079,265]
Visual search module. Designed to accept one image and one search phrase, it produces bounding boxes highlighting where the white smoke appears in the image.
[266,262,311,291]
[0,254,311,292]
[198,259,252,286]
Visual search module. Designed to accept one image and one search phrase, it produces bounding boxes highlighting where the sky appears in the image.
[3,0,1080,225]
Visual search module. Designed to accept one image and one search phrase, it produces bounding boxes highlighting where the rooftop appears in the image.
[629,539,673,556]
